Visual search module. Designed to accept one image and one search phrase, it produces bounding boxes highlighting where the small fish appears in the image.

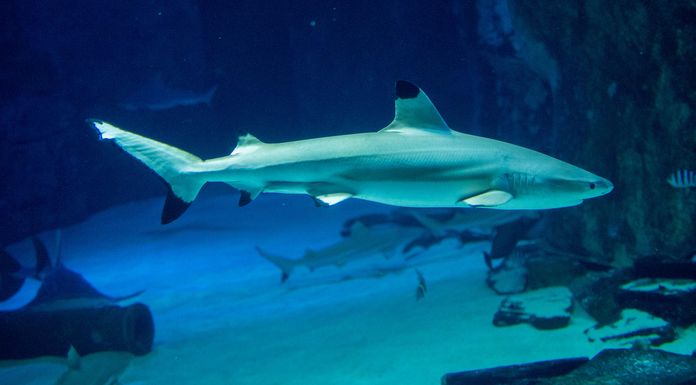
[415,269,427,301]
[667,169,696,188]
[55,346,133,385]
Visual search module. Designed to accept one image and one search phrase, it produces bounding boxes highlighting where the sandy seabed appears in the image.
[2,191,694,385]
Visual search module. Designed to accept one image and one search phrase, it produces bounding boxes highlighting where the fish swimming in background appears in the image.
[410,209,537,238]
[55,346,133,385]
[257,222,425,282]
[119,73,217,111]
[89,80,613,224]
[340,210,423,237]
[667,169,696,188]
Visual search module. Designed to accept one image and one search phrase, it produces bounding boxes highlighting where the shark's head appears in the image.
[501,159,614,209]
[537,173,613,207]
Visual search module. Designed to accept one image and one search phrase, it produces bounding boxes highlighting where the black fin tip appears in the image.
[239,191,252,207]
[161,188,191,224]
[395,80,420,99]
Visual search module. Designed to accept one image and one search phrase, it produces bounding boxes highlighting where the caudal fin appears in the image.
[88,120,205,224]
[255,247,297,283]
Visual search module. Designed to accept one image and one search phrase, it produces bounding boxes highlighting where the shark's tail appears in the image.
[88,119,205,224]
[256,247,297,283]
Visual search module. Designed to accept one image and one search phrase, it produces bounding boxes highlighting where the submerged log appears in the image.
[0,303,154,359]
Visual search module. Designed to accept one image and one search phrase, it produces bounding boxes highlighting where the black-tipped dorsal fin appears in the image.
[380,80,450,134]
[231,133,264,155]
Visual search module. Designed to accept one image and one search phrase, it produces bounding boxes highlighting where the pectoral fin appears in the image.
[239,188,262,207]
[460,190,512,207]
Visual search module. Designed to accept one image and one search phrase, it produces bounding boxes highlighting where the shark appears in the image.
[410,209,538,238]
[119,73,217,111]
[257,222,426,282]
[89,80,612,224]
[54,346,133,385]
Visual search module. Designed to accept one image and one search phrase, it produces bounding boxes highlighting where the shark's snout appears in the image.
[598,178,613,194]
[590,177,613,196]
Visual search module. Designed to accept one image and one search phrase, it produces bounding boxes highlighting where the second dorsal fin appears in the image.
[380,80,451,134]
[231,133,264,155]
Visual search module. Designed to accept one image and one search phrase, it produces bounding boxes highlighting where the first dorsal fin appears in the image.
[231,133,264,155]
[380,80,450,134]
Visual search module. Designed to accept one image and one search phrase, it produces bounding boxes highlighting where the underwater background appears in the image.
[1,1,696,384]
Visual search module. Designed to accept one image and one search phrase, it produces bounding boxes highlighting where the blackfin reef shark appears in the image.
[54,346,133,385]
[119,73,217,111]
[257,221,425,282]
[89,80,612,224]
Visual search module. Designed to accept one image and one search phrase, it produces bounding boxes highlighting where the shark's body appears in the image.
[258,222,425,282]
[90,81,612,224]
[55,347,133,385]
[410,209,538,238]
[119,74,217,111]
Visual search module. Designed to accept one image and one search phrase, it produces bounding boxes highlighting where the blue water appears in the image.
[3,1,695,384]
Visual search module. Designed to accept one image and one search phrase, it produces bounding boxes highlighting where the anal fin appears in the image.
[460,190,512,207]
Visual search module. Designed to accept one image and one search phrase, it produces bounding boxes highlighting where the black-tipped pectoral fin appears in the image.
[161,188,192,224]
[460,190,512,207]
[238,188,262,207]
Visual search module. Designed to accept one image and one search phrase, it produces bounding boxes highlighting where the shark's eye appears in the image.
[589,182,596,190]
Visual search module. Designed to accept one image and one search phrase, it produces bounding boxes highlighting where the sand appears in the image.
[1,191,693,384]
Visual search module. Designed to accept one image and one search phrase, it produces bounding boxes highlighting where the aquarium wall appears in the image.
[507,1,696,261]
[2,0,695,264]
